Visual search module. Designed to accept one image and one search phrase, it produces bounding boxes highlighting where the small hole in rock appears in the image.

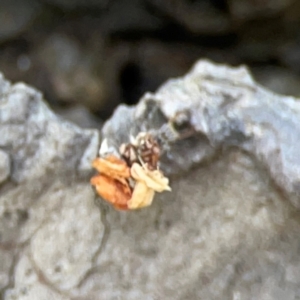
[186,0,228,12]
[119,62,144,105]
[210,0,229,11]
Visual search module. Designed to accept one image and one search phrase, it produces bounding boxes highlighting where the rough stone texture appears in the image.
[0,74,103,298]
[1,60,300,299]
[0,150,10,184]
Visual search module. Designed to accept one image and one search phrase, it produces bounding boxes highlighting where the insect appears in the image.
[90,133,171,210]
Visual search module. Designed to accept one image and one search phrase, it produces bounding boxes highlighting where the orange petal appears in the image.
[92,155,131,181]
[90,174,132,210]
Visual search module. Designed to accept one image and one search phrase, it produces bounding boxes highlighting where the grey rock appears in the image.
[0,150,10,183]
[30,183,103,291]
[103,60,300,202]
[0,248,14,290]
[0,74,103,298]
[100,60,300,299]
[1,59,300,299]
[54,105,103,129]
[5,252,69,300]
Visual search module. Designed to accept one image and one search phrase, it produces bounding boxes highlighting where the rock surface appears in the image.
[0,75,103,297]
[1,60,300,299]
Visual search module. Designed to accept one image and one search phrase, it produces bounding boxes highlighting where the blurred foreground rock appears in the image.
[1,60,300,299]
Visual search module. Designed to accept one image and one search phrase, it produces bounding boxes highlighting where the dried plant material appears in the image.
[90,154,132,210]
[130,163,171,193]
[92,155,130,184]
[119,143,138,166]
[127,181,155,209]
[136,133,160,170]
[99,139,116,157]
[90,174,132,210]
[120,132,161,170]
[91,134,171,211]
